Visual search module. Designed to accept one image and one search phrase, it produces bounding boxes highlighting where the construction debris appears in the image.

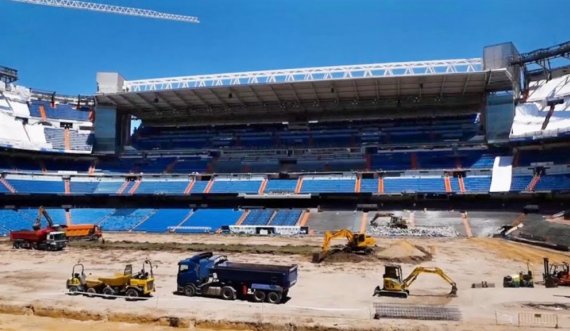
[368,225,459,238]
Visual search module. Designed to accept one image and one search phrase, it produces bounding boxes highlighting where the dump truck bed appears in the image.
[212,262,298,288]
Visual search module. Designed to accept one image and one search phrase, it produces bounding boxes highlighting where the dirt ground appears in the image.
[2,234,570,330]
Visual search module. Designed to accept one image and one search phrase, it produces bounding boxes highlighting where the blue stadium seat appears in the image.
[535,174,570,192]
[300,179,355,193]
[242,209,274,226]
[510,176,533,192]
[177,209,242,233]
[94,181,124,194]
[269,209,302,226]
[136,180,188,195]
[463,176,491,193]
[134,209,190,232]
[209,180,261,194]
[70,181,98,193]
[264,179,297,193]
[0,209,30,236]
[384,177,446,194]
[9,179,64,194]
[360,178,378,193]
[190,180,208,193]
[98,209,155,231]
[70,209,114,224]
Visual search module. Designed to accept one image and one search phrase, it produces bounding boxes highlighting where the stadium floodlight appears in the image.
[10,0,200,24]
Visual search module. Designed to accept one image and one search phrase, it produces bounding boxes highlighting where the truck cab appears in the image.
[46,231,67,249]
[177,252,225,291]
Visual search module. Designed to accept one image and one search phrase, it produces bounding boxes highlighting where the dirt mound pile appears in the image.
[320,250,368,263]
[375,240,432,263]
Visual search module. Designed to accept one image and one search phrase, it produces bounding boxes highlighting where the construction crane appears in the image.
[10,0,200,24]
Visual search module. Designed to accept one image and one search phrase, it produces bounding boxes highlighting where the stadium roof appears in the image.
[95,58,513,119]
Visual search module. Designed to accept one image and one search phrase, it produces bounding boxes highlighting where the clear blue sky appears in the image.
[1,0,568,95]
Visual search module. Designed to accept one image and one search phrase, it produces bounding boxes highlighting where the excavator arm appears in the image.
[314,229,376,263]
[321,229,355,252]
[34,206,54,229]
[402,267,458,296]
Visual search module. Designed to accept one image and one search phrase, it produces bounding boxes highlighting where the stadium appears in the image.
[1,2,570,328]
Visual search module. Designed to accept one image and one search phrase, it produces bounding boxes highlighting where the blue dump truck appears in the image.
[177,252,298,304]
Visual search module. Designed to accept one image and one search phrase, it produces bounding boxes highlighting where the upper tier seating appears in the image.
[383,177,446,194]
[371,150,496,171]
[300,177,355,193]
[136,179,189,195]
[29,101,91,122]
[209,179,262,194]
[132,114,482,151]
[517,148,570,166]
[264,179,297,193]
[8,177,64,194]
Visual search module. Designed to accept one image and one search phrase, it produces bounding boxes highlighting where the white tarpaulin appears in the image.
[490,156,512,193]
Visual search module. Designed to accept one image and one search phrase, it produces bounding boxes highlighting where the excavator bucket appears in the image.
[312,252,327,263]
[449,284,458,297]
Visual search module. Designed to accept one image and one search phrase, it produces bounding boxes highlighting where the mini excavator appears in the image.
[312,229,377,263]
[373,265,458,298]
[369,212,408,229]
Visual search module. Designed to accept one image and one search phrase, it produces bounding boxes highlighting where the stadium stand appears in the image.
[300,176,356,193]
[29,101,91,122]
[1,41,570,237]
[242,209,274,226]
[209,178,262,194]
[463,175,492,193]
[133,209,190,232]
[176,209,242,233]
[269,209,302,226]
[264,179,297,193]
[97,209,155,231]
[135,179,189,195]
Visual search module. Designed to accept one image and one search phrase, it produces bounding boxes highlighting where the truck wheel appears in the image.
[102,286,116,299]
[68,286,80,295]
[12,242,20,249]
[221,286,236,300]
[125,288,139,300]
[266,291,282,304]
[86,288,97,297]
[253,290,266,302]
[183,284,197,297]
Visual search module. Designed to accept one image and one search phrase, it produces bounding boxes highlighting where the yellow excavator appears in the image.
[373,265,458,298]
[312,229,377,263]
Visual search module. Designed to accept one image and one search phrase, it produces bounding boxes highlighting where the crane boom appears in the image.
[11,0,200,24]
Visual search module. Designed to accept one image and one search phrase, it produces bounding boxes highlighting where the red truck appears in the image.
[10,206,67,251]
[10,227,67,250]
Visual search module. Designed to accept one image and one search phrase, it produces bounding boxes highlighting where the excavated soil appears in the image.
[375,240,433,263]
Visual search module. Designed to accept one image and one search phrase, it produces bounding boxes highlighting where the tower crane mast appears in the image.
[10,0,200,24]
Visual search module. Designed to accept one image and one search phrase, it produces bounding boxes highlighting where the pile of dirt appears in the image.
[320,250,368,263]
[375,240,432,263]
